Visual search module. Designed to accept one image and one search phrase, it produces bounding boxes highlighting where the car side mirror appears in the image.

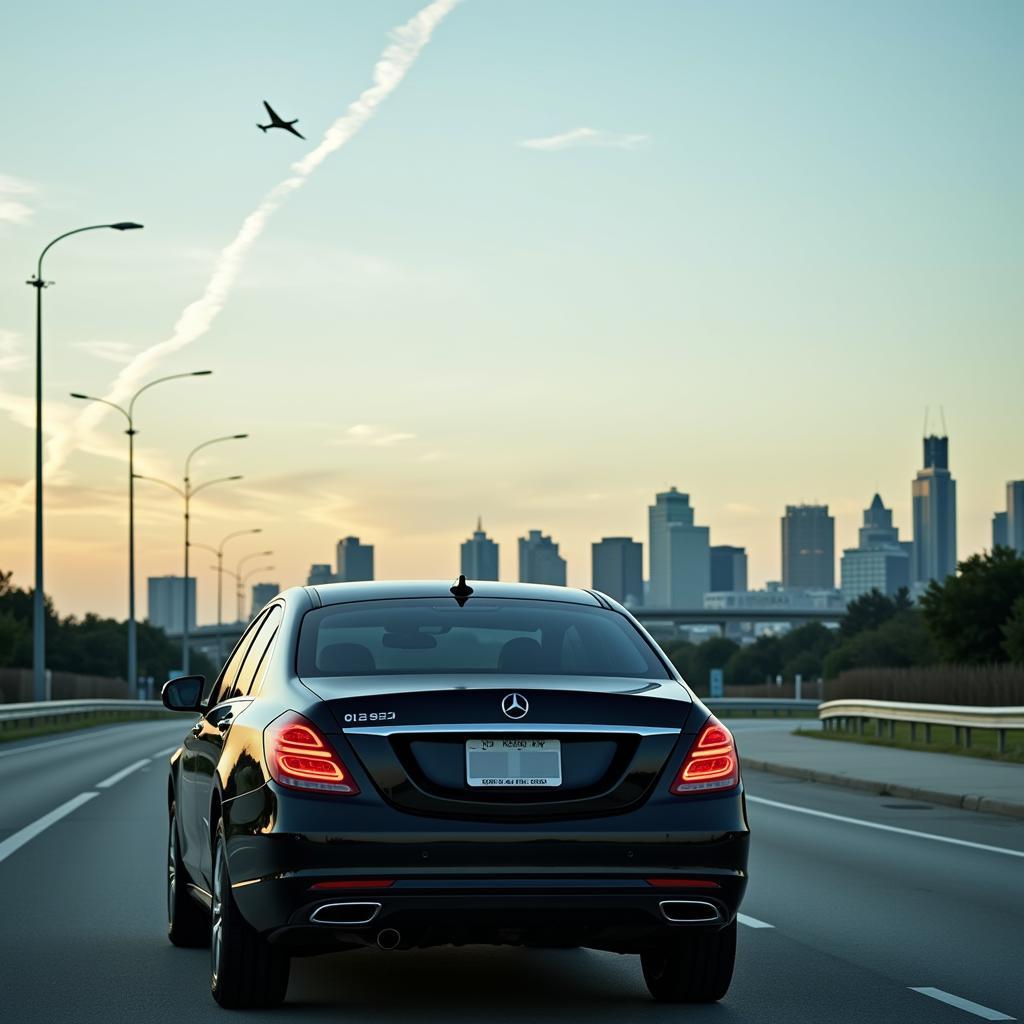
[162,675,206,712]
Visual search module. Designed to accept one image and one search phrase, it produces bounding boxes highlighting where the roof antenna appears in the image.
[923,405,930,437]
[450,574,474,606]
[939,404,948,437]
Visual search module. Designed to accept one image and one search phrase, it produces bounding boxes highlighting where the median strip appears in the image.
[747,795,1024,859]
[910,986,1015,1021]
[0,792,99,865]
[96,759,150,789]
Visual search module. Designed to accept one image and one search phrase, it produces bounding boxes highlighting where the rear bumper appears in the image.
[223,781,749,952]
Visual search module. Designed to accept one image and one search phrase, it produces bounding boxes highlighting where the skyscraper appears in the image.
[993,511,1008,550]
[592,537,643,606]
[460,518,499,580]
[647,488,710,606]
[710,545,748,593]
[911,435,957,586]
[840,494,910,601]
[1007,481,1024,555]
[518,530,567,586]
[781,505,835,589]
[306,564,335,586]
[250,582,280,618]
[336,536,374,582]
[147,575,196,634]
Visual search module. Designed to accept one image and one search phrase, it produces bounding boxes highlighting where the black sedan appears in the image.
[162,579,749,1008]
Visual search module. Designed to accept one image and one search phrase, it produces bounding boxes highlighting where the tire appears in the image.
[641,920,737,1003]
[167,803,209,947]
[210,821,290,1009]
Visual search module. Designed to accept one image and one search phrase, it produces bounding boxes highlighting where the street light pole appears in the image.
[27,221,143,701]
[235,550,274,622]
[182,436,247,673]
[70,370,212,693]
[191,528,262,661]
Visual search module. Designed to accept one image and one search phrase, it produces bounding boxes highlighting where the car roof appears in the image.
[307,579,604,608]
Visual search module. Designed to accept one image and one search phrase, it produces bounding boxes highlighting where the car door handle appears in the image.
[216,716,234,733]
[190,721,203,737]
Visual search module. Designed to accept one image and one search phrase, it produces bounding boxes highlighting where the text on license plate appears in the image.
[465,738,562,787]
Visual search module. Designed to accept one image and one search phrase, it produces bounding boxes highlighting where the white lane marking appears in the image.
[0,792,98,864]
[910,987,1015,1021]
[96,759,150,789]
[747,795,1024,860]
[0,726,133,760]
[151,745,180,759]
[737,913,774,929]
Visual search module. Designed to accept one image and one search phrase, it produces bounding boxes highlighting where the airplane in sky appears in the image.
[257,101,305,140]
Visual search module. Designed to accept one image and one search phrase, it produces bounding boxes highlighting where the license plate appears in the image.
[465,738,562,787]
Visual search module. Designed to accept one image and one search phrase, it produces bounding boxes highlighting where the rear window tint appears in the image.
[297,598,668,680]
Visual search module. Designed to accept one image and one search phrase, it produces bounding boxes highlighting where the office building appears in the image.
[782,505,835,589]
[648,487,710,607]
[592,537,643,606]
[250,582,280,618]
[840,494,911,601]
[993,511,1008,550]
[704,584,844,614]
[911,435,957,587]
[518,530,567,586]
[306,563,335,586]
[710,545,748,593]
[336,536,374,582]
[1008,481,1024,555]
[147,575,195,635]
[460,518,499,581]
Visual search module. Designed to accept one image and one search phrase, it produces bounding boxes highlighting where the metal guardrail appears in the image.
[0,699,167,731]
[705,698,819,716]
[819,699,1024,753]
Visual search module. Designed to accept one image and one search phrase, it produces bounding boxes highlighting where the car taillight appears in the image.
[669,717,739,794]
[264,712,359,795]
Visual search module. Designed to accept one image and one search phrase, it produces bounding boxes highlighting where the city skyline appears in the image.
[1,2,1021,621]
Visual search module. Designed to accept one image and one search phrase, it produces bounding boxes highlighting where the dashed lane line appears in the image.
[747,795,1024,859]
[96,759,150,789]
[0,727,139,760]
[151,745,180,759]
[911,987,1016,1021]
[0,792,98,865]
[737,913,774,929]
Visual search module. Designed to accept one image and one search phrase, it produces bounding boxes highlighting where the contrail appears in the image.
[2,0,460,516]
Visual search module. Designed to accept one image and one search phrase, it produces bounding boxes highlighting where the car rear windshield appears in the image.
[297,598,670,680]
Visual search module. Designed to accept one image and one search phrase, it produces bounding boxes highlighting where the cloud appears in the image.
[71,340,136,365]
[0,330,25,373]
[0,0,462,520]
[0,174,36,225]
[342,424,417,447]
[519,127,650,152]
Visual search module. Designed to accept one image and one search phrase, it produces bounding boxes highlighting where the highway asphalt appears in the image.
[0,718,1021,1023]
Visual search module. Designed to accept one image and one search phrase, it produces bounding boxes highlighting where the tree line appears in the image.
[0,570,217,683]
[665,547,1024,687]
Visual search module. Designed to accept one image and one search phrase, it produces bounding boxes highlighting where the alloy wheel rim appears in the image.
[211,844,224,985]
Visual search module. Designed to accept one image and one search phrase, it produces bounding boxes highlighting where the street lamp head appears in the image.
[192,370,213,377]
[110,222,144,231]
[228,475,244,481]
[233,433,249,439]
[69,392,90,400]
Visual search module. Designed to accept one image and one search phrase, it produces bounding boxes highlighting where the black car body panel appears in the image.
[165,580,749,959]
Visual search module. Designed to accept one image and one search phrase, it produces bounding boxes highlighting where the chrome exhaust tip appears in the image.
[658,900,722,924]
[376,927,401,950]
[309,901,382,926]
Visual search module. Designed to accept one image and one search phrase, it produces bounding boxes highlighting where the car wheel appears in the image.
[167,803,209,947]
[641,920,737,1003]
[210,820,290,1008]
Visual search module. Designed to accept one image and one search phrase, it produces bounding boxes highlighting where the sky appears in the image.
[1,0,1022,624]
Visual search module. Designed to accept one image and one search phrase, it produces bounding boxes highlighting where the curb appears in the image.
[742,757,1024,821]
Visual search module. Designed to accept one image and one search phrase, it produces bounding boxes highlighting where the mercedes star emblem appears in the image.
[501,692,529,720]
